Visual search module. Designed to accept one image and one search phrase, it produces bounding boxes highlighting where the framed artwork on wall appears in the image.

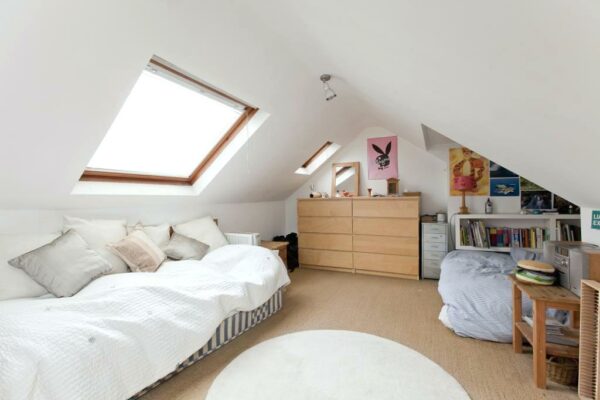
[489,161,518,178]
[367,136,398,180]
[490,177,520,197]
[449,147,489,196]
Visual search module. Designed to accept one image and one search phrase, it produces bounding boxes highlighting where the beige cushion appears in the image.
[127,223,171,248]
[163,233,210,261]
[173,216,228,252]
[109,230,166,272]
[63,216,128,273]
[517,259,555,273]
[8,230,111,297]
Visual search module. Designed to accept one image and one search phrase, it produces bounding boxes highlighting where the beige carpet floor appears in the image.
[142,268,578,400]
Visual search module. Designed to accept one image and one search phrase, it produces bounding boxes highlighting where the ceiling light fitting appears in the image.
[320,74,337,101]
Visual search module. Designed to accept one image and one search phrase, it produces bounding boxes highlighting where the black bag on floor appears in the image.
[273,233,299,271]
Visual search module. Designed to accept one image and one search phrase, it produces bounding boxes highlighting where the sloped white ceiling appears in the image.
[0,0,374,209]
[241,0,600,208]
[1,1,599,209]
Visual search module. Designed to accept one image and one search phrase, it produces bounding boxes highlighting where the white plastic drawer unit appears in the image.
[423,224,447,234]
[424,233,445,243]
[423,250,446,261]
[421,222,449,279]
[423,242,447,252]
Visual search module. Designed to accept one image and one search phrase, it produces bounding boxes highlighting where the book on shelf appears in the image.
[556,221,581,241]
[459,220,548,249]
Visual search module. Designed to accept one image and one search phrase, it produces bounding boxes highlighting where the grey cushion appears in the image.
[8,230,111,297]
[163,233,210,261]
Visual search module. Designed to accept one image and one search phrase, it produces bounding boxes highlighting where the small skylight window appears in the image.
[82,56,257,185]
[295,141,341,175]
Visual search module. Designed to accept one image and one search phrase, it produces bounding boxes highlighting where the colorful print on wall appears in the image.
[449,147,489,196]
[520,177,545,192]
[521,191,553,210]
[367,136,398,180]
[520,177,553,211]
[490,177,520,197]
[553,195,580,214]
[489,161,518,178]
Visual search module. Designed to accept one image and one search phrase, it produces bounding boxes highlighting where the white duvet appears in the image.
[0,244,290,400]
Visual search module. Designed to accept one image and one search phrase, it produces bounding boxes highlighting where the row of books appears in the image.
[556,221,581,241]
[460,220,548,249]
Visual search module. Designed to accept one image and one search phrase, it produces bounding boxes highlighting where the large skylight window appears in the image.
[82,57,256,185]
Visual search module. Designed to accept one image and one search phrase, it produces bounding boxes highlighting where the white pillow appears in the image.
[0,233,59,300]
[173,216,229,252]
[63,216,128,273]
[127,223,171,248]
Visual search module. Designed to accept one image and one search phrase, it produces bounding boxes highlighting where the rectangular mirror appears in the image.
[331,162,360,197]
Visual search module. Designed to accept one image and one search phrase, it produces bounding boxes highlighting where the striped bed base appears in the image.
[131,289,283,399]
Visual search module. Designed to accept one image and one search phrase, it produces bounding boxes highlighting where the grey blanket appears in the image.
[438,250,531,342]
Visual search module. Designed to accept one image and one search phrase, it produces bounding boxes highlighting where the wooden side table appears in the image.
[510,275,580,389]
[260,241,289,267]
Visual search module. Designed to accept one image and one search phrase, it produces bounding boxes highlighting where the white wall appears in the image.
[447,194,521,216]
[284,127,448,232]
[0,201,286,241]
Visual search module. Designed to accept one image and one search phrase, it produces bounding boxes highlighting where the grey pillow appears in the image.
[163,233,210,261]
[8,230,111,297]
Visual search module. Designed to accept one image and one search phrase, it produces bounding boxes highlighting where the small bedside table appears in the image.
[510,275,580,389]
[260,241,289,267]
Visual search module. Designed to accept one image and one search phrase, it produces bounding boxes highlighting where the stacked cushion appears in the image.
[109,230,167,272]
[173,216,228,252]
[515,259,556,285]
[8,230,111,297]
[63,216,128,274]
[1,214,230,299]
[0,233,60,300]
[163,233,210,261]
[127,223,171,248]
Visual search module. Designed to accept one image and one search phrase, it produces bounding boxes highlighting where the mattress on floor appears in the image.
[438,250,532,342]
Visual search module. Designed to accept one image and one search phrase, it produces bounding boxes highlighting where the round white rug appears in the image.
[206,330,470,400]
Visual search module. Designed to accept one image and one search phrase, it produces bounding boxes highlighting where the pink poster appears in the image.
[367,136,398,180]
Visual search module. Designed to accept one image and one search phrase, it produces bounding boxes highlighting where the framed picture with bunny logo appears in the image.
[367,136,398,180]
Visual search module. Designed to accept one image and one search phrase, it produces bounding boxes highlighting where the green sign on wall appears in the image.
[593,210,600,230]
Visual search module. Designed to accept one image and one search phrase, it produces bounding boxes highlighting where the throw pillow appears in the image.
[63,216,128,273]
[109,230,166,272]
[163,233,210,261]
[0,233,60,300]
[8,230,111,297]
[173,216,228,252]
[127,222,171,248]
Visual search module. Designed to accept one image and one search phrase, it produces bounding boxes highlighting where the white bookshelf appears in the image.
[454,213,581,252]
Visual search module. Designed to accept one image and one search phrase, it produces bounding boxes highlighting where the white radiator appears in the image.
[224,232,261,246]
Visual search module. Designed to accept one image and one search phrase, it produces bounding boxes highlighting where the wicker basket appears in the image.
[547,356,578,386]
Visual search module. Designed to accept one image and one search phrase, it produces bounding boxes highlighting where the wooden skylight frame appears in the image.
[301,141,333,169]
[80,57,258,186]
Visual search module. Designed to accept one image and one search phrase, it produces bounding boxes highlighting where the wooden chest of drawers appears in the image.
[297,197,420,279]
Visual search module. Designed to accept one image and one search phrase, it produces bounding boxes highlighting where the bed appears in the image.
[437,250,532,342]
[0,244,290,400]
